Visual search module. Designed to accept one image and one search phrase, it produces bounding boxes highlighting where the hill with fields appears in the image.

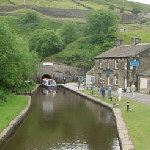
[1,0,150,71]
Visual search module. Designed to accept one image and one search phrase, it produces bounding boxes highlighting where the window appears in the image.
[100,62,103,69]
[114,76,118,85]
[130,65,133,70]
[107,62,110,69]
[91,76,95,83]
[107,76,110,85]
[124,62,127,70]
[115,60,118,69]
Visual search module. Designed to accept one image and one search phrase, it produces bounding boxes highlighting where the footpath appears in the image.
[112,91,150,105]
[65,83,150,105]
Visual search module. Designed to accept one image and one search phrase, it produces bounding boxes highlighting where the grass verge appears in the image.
[0,94,28,133]
[80,90,150,150]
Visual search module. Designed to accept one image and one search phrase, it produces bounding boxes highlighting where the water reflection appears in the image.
[1,87,120,150]
[41,88,56,120]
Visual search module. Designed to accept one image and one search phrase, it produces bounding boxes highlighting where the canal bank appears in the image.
[61,83,134,150]
[0,84,39,147]
[1,86,120,150]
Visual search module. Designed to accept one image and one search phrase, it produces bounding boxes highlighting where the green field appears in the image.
[118,24,150,44]
[81,90,150,150]
[10,0,86,9]
[0,0,10,5]
[0,94,28,132]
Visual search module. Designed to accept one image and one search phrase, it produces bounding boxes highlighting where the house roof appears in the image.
[95,43,150,59]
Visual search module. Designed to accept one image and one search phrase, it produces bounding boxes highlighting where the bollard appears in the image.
[92,89,94,95]
[25,90,26,96]
[110,96,113,101]
[30,90,31,96]
[127,102,130,111]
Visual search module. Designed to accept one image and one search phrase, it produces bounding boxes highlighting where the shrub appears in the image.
[19,11,39,24]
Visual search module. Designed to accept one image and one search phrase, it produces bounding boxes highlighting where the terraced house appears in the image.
[86,38,150,93]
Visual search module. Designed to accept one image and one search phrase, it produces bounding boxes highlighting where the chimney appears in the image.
[131,37,141,45]
[115,38,124,47]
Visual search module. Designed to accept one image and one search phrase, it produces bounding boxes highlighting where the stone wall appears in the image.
[36,62,85,83]
[94,58,128,90]
[120,13,141,24]
[89,47,150,91]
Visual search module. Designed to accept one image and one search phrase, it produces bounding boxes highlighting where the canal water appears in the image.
[1,87,121,150]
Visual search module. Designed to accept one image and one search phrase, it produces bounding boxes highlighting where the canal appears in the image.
[1,87,121,150]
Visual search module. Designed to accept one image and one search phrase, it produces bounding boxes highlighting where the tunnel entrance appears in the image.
[42,74,51,80]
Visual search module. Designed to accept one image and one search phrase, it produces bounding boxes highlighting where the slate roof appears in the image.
[95,43,150,59]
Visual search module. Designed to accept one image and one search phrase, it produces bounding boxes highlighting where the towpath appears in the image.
[64,83,150,105]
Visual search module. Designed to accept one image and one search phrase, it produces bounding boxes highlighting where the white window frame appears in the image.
[115,60,118,69]
[100,62,103,69]
[124,62,127,70]
[107,76,110,85]
[130,65,133,70]
[107,62,110,69]
[114,76,118,85]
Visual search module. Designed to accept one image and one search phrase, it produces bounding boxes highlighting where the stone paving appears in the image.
[62,83,135,150]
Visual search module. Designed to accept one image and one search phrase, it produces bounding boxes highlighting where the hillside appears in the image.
[1,0,150,12]
[1,0,150,71]
[1,0,150,25]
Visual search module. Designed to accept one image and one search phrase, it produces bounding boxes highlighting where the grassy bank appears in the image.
[81,90,150,150]
[0,94,28,133]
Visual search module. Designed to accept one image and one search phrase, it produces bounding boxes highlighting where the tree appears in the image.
[60,21,78,46]
[85,9,118,44]
[132,6,141,14]
[0,22,38,88]
[86,9,118,35]
[29,29,63,58]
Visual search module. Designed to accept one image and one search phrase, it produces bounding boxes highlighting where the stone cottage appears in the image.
[86,38,150,93]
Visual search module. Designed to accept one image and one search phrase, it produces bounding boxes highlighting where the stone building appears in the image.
[87,38,150,92]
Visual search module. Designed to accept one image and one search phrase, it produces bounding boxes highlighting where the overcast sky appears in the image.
[128,0,150,5]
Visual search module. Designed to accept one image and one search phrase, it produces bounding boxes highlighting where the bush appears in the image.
[120,7,124,13]
[109,5,114,10]
[141,18,149,24]
[19,11,39,24]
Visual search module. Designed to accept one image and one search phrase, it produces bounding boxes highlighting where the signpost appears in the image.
[103,70,113,74]
[130,59,140,66]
